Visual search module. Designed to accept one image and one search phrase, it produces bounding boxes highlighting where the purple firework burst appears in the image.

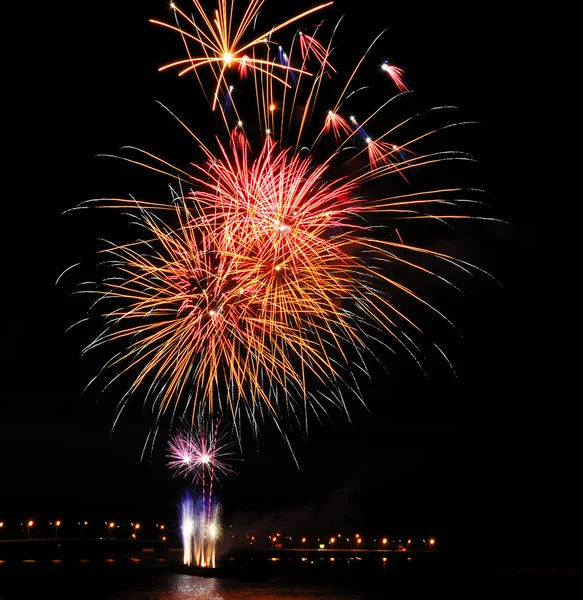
[167,418,235,482]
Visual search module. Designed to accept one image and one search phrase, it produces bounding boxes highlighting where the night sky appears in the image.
[3,1,580,558]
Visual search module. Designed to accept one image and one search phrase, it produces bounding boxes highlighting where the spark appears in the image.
[324,110,352,141]
[381,61,409,92]
[299,30,336,73]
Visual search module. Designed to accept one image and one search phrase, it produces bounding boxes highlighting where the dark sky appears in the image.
[2,0,580,551]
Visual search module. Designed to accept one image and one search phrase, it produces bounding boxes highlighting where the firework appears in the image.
[179,491,196,565]
[70,0,490,445]
[167,417,234,490]
[178,487,223,567]
[169,417,232,568]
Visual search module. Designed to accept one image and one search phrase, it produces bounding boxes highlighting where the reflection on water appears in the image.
[0,561,390,599]
[113,573,369,600]
[2,554,579,599]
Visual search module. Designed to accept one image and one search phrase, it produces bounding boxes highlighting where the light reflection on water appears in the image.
[0,560,398,599]
[1,559,574,600]
[111,573,369,600]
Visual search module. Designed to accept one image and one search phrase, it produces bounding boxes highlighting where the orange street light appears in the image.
[54,520,61,539]
[429,538,435,550]
[301,537,306,549]
[27,520,34,539]
[357,538,362,545]
[382,537,388,546]
[108,522,115,539]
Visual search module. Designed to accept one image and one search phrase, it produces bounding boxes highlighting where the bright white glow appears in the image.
[200,454,210,464]
[183,518,194,538]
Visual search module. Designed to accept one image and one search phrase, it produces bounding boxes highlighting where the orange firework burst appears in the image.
[68,0,491,442]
